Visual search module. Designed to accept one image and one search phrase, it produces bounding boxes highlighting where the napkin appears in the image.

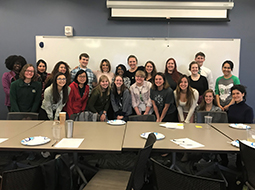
[160,122,184,129]
[171,138,204,149]
[55,138,84,148]
[0,138,8,143]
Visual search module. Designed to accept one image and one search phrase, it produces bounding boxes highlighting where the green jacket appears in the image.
[10,79,42,112]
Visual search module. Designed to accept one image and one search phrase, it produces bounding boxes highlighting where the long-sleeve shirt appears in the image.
[41,85,71,120]
[10,79,42,112]
[228,101,254,123]
[2,71,16,106]
[174,88,199,123]
[200,66,214,90]
[64,81,89,117]
[130,81,153,114]
[111,88,132,117]
[86,88,110,113]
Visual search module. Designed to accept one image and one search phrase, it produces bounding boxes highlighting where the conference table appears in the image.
[123,122,240,153]
[0,121,126,153]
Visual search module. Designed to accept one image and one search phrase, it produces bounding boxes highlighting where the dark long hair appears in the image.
[145,61,157,80]
[198,89,217,111]
[46,61,71,85]
[175,75,195,108]
[112,75,128,96]
[36,59,48,83]
[151,72,169,90]
[52,72,69,104]
[164,58,182,83]
[73,70,88,86]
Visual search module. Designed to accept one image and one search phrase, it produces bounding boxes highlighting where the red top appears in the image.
[64,81,89,117]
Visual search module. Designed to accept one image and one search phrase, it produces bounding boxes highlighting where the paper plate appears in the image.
[231,140,255,148]
[21,136,51,146]
[107,120,126,126]
[229,124,251,130]
[140,132,165,140]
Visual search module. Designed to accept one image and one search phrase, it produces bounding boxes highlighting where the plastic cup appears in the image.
[52,121,61,141]
[59,112,66,125]
[204,116,213,123]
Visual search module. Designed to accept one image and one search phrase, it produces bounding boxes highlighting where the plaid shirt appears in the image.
[71,66,96,94]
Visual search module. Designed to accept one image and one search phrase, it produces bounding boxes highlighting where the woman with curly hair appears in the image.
[45,61,71,89]
[2,55,27,111]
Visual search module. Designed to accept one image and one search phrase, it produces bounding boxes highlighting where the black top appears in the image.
[188,75,208,96]
[125,66,144,86]
[228,101,254,123]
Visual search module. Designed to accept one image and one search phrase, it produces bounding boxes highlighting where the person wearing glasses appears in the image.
[10,64,41,112]
[64,70,89,118]
[130,70,153,115]
[39,72,71,120]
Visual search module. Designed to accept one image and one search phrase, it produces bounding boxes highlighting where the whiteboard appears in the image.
[36,36,240,86]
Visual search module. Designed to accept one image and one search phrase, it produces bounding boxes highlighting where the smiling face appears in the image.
[204,92,214,105]
[37,62,46,73]
[232,89,244,103]
[145,63,153,74]
[24,66,35,79]
[195,55,205,67]
[128,57,137,69]
[56,74,66,88]
[101,61,109,72]
[117,66,124,76]
[13,62,22,73]
[190,63,199,75]
[222,63,232,77]
[135,75,145,86]
[167,59,175,73]
[100,78,109,90]
[154,75,164,88]
[77,72,87,84]
[79,56,89,68]
[114,76,123,88]
[58,64,67,74]
[179,77,188,91]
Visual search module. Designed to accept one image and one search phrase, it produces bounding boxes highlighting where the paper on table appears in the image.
[160,122,184,129]
[0,138,8,143]
[171,138,205,149]
[55,138,84,148]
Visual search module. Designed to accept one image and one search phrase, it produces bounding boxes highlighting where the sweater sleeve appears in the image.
[10,82,20,112]
[111,93,119,112]
[2,73,11,97]
[122,89,132,115]
[87,89,100,113]
[31,82,42,112]
[184,89,199,123]
[41,87,54,120]
[245,107,254,123]
[174,90,184,122]
[65,86,75,117]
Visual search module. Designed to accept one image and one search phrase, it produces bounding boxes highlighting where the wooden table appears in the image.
[0,120,44,139]
[0,121,126,153]
[123,122,239,153]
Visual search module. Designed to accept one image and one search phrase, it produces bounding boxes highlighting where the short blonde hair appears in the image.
[135,70,146,78]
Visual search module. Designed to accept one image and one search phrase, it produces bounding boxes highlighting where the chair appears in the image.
[0,165,44,190]
[239,141,255,190]
[128,114,156,121]
[7,112,39,120]
[196,111,228,123]
[83,133,157,190]
[151,158,226,190]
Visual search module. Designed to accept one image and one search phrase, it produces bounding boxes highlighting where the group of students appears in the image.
[2,52,253,126]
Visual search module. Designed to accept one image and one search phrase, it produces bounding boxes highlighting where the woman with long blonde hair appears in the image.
[87,75,111,121]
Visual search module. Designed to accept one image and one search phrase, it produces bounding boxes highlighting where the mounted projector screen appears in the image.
[36,36,240,87]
